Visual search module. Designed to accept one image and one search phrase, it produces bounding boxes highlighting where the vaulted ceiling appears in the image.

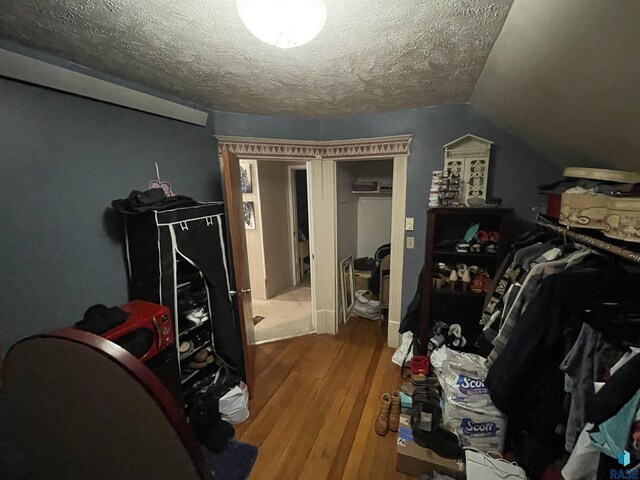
[0,0,512,116]
[1,0,638,171]
[471,0,640,172]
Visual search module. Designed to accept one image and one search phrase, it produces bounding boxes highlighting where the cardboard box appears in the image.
[396,414,465,479]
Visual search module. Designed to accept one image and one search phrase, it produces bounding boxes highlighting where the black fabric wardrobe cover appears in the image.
[124,202,245,379]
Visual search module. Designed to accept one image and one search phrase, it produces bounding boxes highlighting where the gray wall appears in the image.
[0,77,221,350]
[320,104,563,314]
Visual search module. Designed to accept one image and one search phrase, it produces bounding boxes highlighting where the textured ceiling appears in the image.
[471,0,640,171]
[0,0,512,117]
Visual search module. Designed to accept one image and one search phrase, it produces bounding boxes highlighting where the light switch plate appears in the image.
[406,237,415,249]
[405,217,414,231]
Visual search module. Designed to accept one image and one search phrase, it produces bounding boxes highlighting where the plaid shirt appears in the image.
[479,242,547,326]
[488,248,591,365]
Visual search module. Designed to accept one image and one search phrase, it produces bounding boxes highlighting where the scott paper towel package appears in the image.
[443,400,507,453]
[441,371,492,407]
[431,346,507,453]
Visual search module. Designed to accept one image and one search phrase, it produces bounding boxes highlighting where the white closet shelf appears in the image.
[351,190,392,195]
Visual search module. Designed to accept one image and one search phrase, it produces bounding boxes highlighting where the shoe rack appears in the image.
[123,202,246,409]
[175,256,216,388]
[419,207,513,349]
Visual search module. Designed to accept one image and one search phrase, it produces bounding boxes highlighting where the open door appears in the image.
[221,147,256,394]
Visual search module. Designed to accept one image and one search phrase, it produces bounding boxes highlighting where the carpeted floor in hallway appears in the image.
[252,278,313,343]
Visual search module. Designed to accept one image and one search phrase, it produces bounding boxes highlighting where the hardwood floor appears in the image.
[236,317,415,480]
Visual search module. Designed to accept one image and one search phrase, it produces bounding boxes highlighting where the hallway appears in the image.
[236,317,413,480]
[251,277,313,344]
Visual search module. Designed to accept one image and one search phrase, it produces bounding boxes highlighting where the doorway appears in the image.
[217,134,411,347]
[239,159,314,344]
[336,159,394,330]
[289,166,310,287]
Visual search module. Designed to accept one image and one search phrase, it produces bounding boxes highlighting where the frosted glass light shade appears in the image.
[237,0,327,49]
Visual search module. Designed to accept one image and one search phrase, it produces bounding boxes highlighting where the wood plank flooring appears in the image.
[236,317,414,480]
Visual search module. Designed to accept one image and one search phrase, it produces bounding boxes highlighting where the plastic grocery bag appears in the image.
[392,332,414,366]
[219,382,250,424]
[351,290,381,320]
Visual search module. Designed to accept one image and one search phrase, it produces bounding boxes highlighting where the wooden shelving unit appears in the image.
[419,207,513,347]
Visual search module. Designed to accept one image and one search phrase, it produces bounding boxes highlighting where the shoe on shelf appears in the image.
[178,283,209,312]
[375,393,391,436]
[471,269,490,294]
[475,230,489,245]
[389,391,401,432]
[185,306,209,326]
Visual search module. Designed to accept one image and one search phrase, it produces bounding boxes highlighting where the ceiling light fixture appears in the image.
[237,0,327,49]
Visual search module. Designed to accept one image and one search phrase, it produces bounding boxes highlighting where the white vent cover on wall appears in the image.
[444,134,493,204]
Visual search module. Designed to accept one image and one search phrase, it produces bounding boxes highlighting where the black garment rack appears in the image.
[534,214,640,264]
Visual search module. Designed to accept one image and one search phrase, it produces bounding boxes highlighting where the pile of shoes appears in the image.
[463,229,500,254]
[426,321,467,354]
[377,358,463,464]
[178,281,210,327]
[404,372,463,460]
[452,223,500,254]
[411,390,462,458]
[432,263,492,294]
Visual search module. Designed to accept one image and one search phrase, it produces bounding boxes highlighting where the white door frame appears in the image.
[216,135,412,347]
[329,154,408,347]
[287,164,308,286]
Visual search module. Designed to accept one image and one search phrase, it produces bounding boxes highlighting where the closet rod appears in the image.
[534,214,640,264]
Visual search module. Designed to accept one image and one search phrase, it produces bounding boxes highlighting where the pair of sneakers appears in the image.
[427,323,467,354]
[375,391,401,436]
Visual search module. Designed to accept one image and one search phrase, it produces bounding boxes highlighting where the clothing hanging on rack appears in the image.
[473,206,640,478]
[484,257,640,479]
[487,246,592,364]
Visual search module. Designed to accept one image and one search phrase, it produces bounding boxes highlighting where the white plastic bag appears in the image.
[392,332,413,366]
[351,289,381,320]
[219,382,250,424]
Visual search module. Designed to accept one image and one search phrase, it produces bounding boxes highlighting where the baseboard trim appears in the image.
[387,321,400,348]
[254,329,317,346]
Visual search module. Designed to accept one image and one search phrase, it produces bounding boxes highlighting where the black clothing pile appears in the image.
[75,304,129,335]
[111,188,198,214]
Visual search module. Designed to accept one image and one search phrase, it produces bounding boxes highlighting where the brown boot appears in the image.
[375,393,391,436]
[389,390,401,432]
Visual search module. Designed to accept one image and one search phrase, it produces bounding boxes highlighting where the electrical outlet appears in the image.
[405,217,414,231]
[406,237,415,249]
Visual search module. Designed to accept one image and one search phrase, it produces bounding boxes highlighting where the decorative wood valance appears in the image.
[216,135,412,160]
